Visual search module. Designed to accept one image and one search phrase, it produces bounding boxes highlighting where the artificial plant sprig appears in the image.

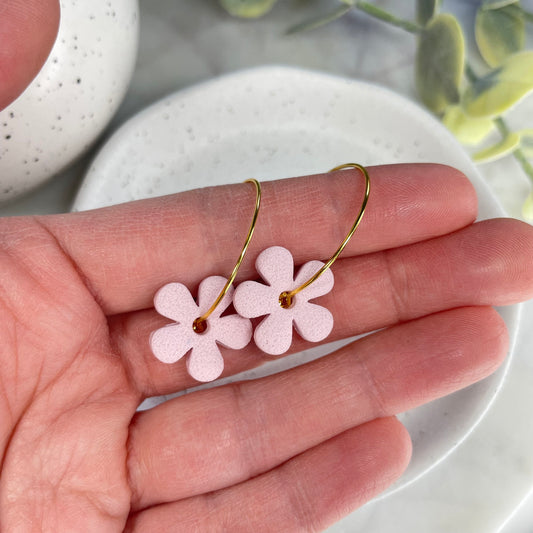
[219,0,533,219]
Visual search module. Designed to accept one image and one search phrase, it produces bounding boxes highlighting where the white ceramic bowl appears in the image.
[0,0,139,202]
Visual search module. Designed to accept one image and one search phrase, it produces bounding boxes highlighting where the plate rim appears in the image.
[72,64,521,497]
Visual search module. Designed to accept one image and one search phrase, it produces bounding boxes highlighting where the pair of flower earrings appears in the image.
[150,164,370,382]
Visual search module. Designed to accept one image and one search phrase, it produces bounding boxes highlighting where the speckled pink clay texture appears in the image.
[233,246,334,355]
[150,276,252,382]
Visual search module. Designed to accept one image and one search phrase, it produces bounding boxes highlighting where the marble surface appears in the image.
[1,0,533,531]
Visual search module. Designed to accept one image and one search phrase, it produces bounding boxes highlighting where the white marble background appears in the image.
[1,0,533,531]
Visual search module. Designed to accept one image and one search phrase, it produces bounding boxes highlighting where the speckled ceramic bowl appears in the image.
[0,0,139,202]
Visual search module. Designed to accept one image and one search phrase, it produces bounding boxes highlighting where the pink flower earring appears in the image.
[150,179,261,382]
[233,164,370,356]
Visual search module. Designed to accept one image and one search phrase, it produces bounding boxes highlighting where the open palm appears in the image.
[1,164,533,532]
[2,3,533,531]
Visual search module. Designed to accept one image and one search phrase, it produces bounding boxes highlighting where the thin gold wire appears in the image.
[193,179,262,332]
[279,163,370,308]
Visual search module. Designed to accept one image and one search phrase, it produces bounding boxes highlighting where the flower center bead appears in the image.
[192,317,208,334]
[279,291,294,309]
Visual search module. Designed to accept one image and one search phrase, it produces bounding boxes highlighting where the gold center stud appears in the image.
[279,291,293,309]
[192,317,208,334]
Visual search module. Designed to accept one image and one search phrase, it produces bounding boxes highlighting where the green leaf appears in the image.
[476,4,525,67]
[462,51,533,118]
[219,0,278,18]
[522,9,533,24]
[518,129,533,157]
[473,132,520,162]
[522,191,533,221]
[417,0,441,26]
[416,14,465,113]
[482,0,520,10]
[286,4,352,35]
[442,105,495,145]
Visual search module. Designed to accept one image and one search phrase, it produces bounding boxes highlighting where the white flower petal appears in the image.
[293,301,334,343]
[187,341,224,382]
[255,246,295,290]
[150,323,195,364]
[197,276,232,318]
[213,314,252,349]
[233,280,279,318]
[254,311,294,356]
[153,282,198,323]
[293,260,334,301]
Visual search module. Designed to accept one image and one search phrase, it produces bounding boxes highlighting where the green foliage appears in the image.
[482,0,520,9]
[476,4,525,67]
[442,105,494,145]
[417,0,441,25]
[462,51,533,118]
[473,132,521,162]
[416,14,464,113]
[286,4,353,35]
[519,129,533,157]
[219,0,533,218]
[219,0,278,18]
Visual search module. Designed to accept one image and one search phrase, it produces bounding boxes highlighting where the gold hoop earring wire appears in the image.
[193,179,262,332]
[279,163,370,309]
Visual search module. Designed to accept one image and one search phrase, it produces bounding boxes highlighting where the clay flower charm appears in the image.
[150,276,252,382]
[233,246,334,355]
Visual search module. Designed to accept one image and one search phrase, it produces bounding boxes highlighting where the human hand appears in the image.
[1,163,533,532]
[3,3,533,532]
[0,0,59,111]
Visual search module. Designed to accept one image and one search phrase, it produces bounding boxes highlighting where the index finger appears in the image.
[34,163,476,314]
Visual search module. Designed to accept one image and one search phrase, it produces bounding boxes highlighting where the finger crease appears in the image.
[227,383,259,480]
[352,350,388,418]
[381,249,408,323]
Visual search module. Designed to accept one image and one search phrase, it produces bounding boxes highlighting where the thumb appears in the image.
[0,0,60,110]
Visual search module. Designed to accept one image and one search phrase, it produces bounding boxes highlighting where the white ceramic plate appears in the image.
[73,66,520,501]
